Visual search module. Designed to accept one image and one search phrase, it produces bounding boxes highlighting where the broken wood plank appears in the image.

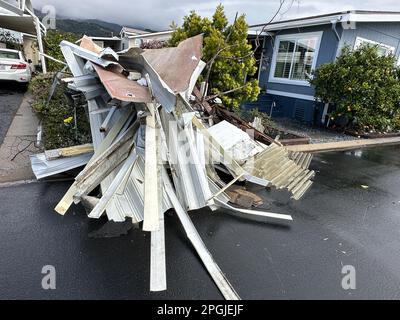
[193,87,213,113]
[75,122,137,183]
[210,173,245,201]
[74,138,134,201]
[54,110,133,215]
[226,188,263,208]
[286,137,400,153]
[45,144,94,160]
[88,150,138,219]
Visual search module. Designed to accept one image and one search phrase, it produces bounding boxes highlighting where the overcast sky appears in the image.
[32,0,400,30]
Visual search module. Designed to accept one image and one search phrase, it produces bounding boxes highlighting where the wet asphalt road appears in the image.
[0,82,25,145]
[0,145,399,300]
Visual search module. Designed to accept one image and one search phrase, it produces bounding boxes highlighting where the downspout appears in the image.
[319,19,343,125]
[331,19,341,42]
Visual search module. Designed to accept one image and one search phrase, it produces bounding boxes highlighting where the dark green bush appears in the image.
[44,30,80,72]
[29,73,91,149]
[310,44,400,132]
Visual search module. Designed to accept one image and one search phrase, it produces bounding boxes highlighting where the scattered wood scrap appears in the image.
[226,187,263,208]
[44,143,94,160]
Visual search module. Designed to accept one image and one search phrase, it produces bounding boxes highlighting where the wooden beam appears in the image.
[74,138,134,201]
[54,110,132,215]
[88,150,137,219]
[286,137,400,153]
[45,144,94,160]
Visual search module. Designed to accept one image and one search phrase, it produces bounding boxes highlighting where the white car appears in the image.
[0,48,32,84]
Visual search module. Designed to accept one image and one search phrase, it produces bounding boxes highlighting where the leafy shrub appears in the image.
[44,30,80,72]
[310,44,400,132]
[29,73,91,149]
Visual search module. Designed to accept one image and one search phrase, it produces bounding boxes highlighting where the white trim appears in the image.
[88,36,121,41]
[247,30,269,36]
[349,13,400,23]
[260,13,349,31]
[252,12,400,32]
[269,31,323,87]
[266,89,315,101]
[127,30,174,39]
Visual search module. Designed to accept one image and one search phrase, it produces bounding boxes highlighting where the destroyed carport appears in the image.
[29,34,315,299]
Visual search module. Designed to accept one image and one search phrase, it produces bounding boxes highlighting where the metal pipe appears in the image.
[331,20,341,41]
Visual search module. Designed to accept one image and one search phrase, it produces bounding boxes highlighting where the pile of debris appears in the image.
[30,35,315,299]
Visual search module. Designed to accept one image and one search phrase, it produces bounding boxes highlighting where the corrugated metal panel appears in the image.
[29,152,93,180]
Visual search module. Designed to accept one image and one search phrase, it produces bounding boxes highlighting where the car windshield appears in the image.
[0,51,19,59]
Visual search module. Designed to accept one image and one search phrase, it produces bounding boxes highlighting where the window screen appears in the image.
[273,34,319,82]
[274,40,296,79]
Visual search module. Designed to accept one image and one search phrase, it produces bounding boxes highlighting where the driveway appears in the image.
[0,145,399,299]
[0,82,25,146]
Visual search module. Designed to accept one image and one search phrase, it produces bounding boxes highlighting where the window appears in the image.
[354,37,395,56]
[0,50,19,59]
[269,32,322,86]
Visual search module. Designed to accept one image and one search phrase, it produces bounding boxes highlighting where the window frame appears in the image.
[354,36,396,56]
[269,31,323,86]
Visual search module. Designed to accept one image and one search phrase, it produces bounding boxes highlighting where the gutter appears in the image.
[127,30,174,39]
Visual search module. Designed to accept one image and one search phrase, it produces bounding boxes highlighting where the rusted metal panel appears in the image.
[92,64,151,103]
[142,34,203,94]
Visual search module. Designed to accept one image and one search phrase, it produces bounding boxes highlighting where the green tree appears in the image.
[170,4,260,110]
[311,44,400,131]
[44,29,80,72]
